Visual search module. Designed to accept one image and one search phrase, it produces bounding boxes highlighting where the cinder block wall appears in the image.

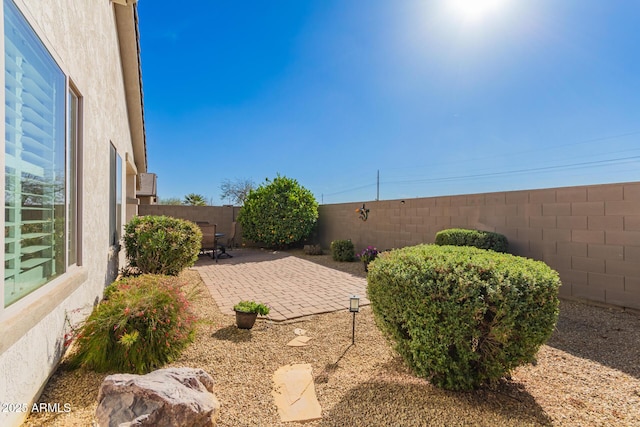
[137,205,241,238]
[317,182,640,311]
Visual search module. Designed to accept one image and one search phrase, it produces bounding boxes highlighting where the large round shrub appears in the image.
[435,228,508,253]
[238,175,318,248]
[123,215,202,275]
[367,244,560,391]
[70,275,197,374]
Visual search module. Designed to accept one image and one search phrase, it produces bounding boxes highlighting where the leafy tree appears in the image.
[182,193,207,206]
[238,175,318,249]
[220,178,255,205]
[157,196,182,205]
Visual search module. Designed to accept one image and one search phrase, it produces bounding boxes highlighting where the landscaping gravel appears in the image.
[24,252,640,426]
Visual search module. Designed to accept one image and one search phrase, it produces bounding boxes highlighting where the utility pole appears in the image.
[376,170,379,201]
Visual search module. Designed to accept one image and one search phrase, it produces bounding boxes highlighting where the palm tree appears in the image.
[182,193,207,206]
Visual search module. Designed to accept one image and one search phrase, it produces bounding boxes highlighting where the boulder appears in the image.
[303,244,323,255]
[95,367,220,427]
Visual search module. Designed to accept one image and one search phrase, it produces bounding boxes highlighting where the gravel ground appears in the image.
[24,251,640,426]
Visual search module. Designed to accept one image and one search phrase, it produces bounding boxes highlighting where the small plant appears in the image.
[69,274,198,374]
[357,246,379,263]
[434,228,508,253]
[233,300,270,315]
[123,215,202,275]
[331,239,355,262]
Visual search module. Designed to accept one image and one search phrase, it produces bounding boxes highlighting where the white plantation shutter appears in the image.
[4,0,66,306]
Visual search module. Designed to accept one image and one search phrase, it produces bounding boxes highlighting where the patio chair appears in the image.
[198,223,218,261]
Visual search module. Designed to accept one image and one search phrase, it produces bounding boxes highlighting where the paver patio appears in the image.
[193,249,369,321]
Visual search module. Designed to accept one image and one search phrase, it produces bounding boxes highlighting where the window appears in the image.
[3,0,78,307]
[109,144,122,247]
[67,88,80,266]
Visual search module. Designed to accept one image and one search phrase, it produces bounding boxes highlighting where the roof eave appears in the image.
[114,2,147,173]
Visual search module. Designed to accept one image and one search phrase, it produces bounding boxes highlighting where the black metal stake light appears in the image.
[349,295,360,345]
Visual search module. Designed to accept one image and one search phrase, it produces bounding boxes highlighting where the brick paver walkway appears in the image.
[193,249,369,321]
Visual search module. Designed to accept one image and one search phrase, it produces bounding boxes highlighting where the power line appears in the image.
[384,130,640,172]
[322,155,639,200]
[385,155,640,186]
[323,183,376,197]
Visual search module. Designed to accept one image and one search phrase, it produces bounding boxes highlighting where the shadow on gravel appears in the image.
[211,325,252,342]
[546,300,640,379]
[195,248,290,267]
[319,374,553,427]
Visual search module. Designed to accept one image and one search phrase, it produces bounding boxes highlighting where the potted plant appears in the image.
[233,300,270,329]
[357,246,379,272]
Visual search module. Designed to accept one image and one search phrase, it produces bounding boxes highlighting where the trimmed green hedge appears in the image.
[435,228,508,253]
[367,244,560,390]
[123,215,202,276]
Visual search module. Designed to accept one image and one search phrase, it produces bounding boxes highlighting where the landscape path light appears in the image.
[349,295,360,345]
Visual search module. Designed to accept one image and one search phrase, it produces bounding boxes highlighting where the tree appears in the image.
[157,196,182,205]
[237,175,318,249]
[220,178,255,205]
[182,193,207,206]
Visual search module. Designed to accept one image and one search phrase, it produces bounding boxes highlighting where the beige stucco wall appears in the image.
[0,2,140,425]
[317,182,640,312]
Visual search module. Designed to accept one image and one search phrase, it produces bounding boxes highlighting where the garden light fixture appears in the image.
[349,295,360,313]
[349,295,360,345]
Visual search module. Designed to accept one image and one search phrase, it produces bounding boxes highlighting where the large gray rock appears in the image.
[96,367,220,427]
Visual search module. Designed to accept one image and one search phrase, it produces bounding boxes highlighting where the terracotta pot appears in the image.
[235,311,258,329]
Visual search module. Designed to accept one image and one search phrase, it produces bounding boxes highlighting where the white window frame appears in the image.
[109,143,123,248]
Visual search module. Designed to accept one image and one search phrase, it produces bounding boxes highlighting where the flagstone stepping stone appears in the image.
[272,363,322,422]
[287,336,313,347]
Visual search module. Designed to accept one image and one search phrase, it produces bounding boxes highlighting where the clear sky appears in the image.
[137,0,639,205]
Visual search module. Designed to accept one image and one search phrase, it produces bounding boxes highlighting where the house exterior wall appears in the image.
[317,182,640,312]
[0,1,141,425]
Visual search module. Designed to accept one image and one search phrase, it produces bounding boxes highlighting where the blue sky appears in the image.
[138,0,639,205]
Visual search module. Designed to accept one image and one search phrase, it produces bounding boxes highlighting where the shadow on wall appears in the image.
[105,244,120,286]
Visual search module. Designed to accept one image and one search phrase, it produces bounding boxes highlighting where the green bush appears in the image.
[123,215,202,275]
[233,300,270,315]
[70,275,198,374]
[435,228,508,253]
[367,244,560,391]
[237,175,318,249]
[331,239,355,262]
